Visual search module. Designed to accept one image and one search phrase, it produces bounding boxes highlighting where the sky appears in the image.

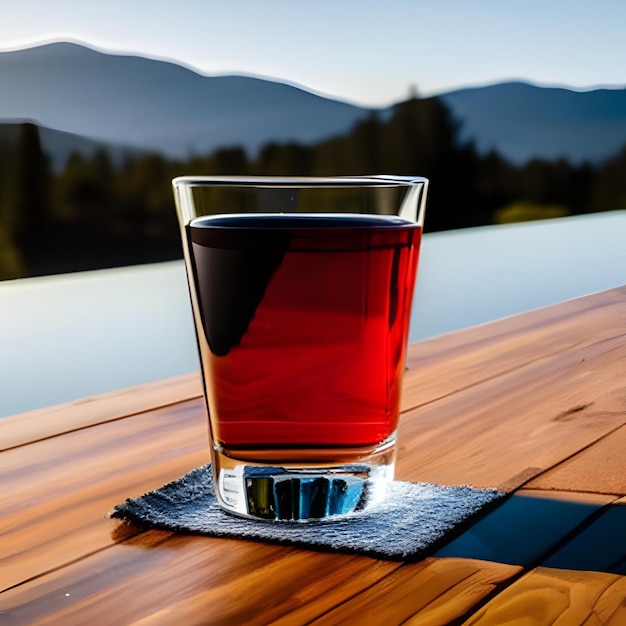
[0,0,625,107]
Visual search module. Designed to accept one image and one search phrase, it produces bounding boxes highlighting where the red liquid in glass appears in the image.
[188,214,421,456]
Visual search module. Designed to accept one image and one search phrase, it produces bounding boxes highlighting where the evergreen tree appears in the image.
[14,123,50,243]
[0,134,24,278]
[380,96,479,230]
[592,146,626,212]
[54,149,114,214]
[342,111,383,174]
[255,142,312,175]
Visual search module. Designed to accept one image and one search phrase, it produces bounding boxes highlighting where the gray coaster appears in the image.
[110,464,504,561]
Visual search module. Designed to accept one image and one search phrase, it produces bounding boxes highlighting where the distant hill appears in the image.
[0,121,144,172]
[37,126,144,172]
[0,42,369,163]
[440,82,626,165]
[1,42,626,167]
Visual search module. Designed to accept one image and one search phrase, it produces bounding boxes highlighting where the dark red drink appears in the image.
[188,214,421,461]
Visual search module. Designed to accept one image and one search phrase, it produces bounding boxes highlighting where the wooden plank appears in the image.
[409,285,626,364]
[3,297,626,590]
[1,365,616,596]
[0,372,203,451]
[396,330,626,490]
[0,399,209,592]
[526,424,626,496]
[402,286,626,411]
[306,558,520,626]
[463,567,626,625]
[6,491,617,624]
[0,532,401,625]
[1,285,625,623]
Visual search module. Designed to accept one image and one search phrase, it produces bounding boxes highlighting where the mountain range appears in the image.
[442,81,626,164]
[1,41,626,169]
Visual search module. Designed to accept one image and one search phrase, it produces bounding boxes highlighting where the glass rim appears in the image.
[172,174,428,189]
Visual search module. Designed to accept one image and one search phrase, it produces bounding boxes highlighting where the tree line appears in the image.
[1,95,625,280]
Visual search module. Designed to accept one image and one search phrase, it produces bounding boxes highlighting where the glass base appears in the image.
[211,436,396,522]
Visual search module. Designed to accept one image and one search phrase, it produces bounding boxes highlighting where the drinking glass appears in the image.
[172,176,428,521]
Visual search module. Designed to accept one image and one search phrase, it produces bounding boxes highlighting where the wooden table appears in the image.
[2,286,626,624]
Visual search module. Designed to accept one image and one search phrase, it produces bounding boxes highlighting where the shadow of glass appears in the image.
[435,492,626,575]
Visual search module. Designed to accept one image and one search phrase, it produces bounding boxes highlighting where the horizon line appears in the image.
[1,36,625,109]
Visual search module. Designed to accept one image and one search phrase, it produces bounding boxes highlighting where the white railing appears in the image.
[1,210,625,418]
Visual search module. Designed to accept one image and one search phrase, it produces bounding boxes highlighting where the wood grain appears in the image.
[396,329,626,489]
[0,399,209,592]
[0,533,401,625]
[307,557,520,625]
[0,372,203,451]
[2,285,626,624]
[401,285,626,412]
[4,333,623,592]
[464,567,626,625]
[526,424,626,496]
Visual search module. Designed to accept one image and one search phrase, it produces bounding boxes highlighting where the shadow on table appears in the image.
[435,491,626,575]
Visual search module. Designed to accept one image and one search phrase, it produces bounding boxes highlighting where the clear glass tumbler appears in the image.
[172,176,428,521]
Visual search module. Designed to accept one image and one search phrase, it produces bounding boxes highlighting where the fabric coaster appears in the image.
[110,464,504,561]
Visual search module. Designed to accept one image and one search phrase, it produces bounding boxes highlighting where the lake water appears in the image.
[1,211,625,418]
